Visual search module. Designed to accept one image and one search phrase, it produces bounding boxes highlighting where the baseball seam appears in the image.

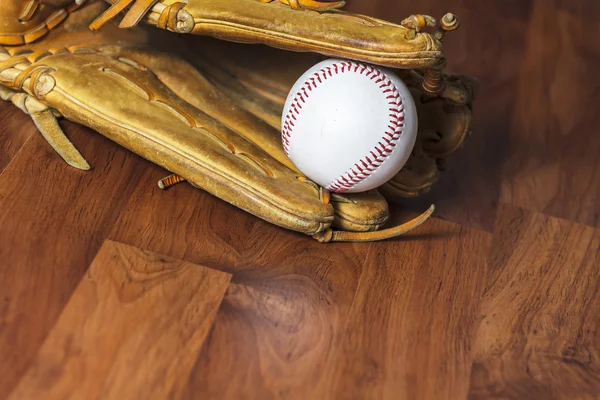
[282,61,405,193]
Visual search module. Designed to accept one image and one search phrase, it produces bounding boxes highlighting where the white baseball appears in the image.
[282,59,418,193]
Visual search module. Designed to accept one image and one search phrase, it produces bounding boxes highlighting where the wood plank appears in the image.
[106,168,373,398]
[328,218,491,400]
[500,1,600,229]
[0,102,36,174]
[184,273,359,399]
[9,240,231,400]
[0,122,147,394]
[469,205,600,399]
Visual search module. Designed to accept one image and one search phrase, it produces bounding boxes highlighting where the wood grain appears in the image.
[0,121,147,394]
[0,102,36,175]
[106,167,373,399]
[500,0,600,229]
[9,240,231,400]
[469,205,600,399]
[0,1,599,399]
[329,218,491,400]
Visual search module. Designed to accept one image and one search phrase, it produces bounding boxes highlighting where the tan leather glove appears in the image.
[0,1,476,242]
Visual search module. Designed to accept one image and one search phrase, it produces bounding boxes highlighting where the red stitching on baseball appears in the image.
[282,61,405,192]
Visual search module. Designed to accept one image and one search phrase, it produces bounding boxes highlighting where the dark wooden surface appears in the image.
[1,0,600,399]
[9,241,231,400]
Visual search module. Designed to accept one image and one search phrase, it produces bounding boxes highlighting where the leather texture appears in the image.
[97,0,443,69]
[0,0,84,45]
[0,1,477,242]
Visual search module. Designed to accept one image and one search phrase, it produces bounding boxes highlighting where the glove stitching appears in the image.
[282,61,405,193]
[1,1,84,45]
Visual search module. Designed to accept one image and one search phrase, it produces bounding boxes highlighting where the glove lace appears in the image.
[259,0,345,11]
[313,205,435,243]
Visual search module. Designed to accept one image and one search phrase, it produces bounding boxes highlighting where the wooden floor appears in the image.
[1,0,599,399]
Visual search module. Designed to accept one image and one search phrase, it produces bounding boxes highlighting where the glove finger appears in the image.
[98,0,441,69]
[35,44,335,235]
[118,45,297,172]
[178,0,440,69]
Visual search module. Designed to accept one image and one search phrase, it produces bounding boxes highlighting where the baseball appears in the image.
[282,59,418,193]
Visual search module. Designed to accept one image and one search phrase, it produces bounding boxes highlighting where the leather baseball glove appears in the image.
[0,0,477,242]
